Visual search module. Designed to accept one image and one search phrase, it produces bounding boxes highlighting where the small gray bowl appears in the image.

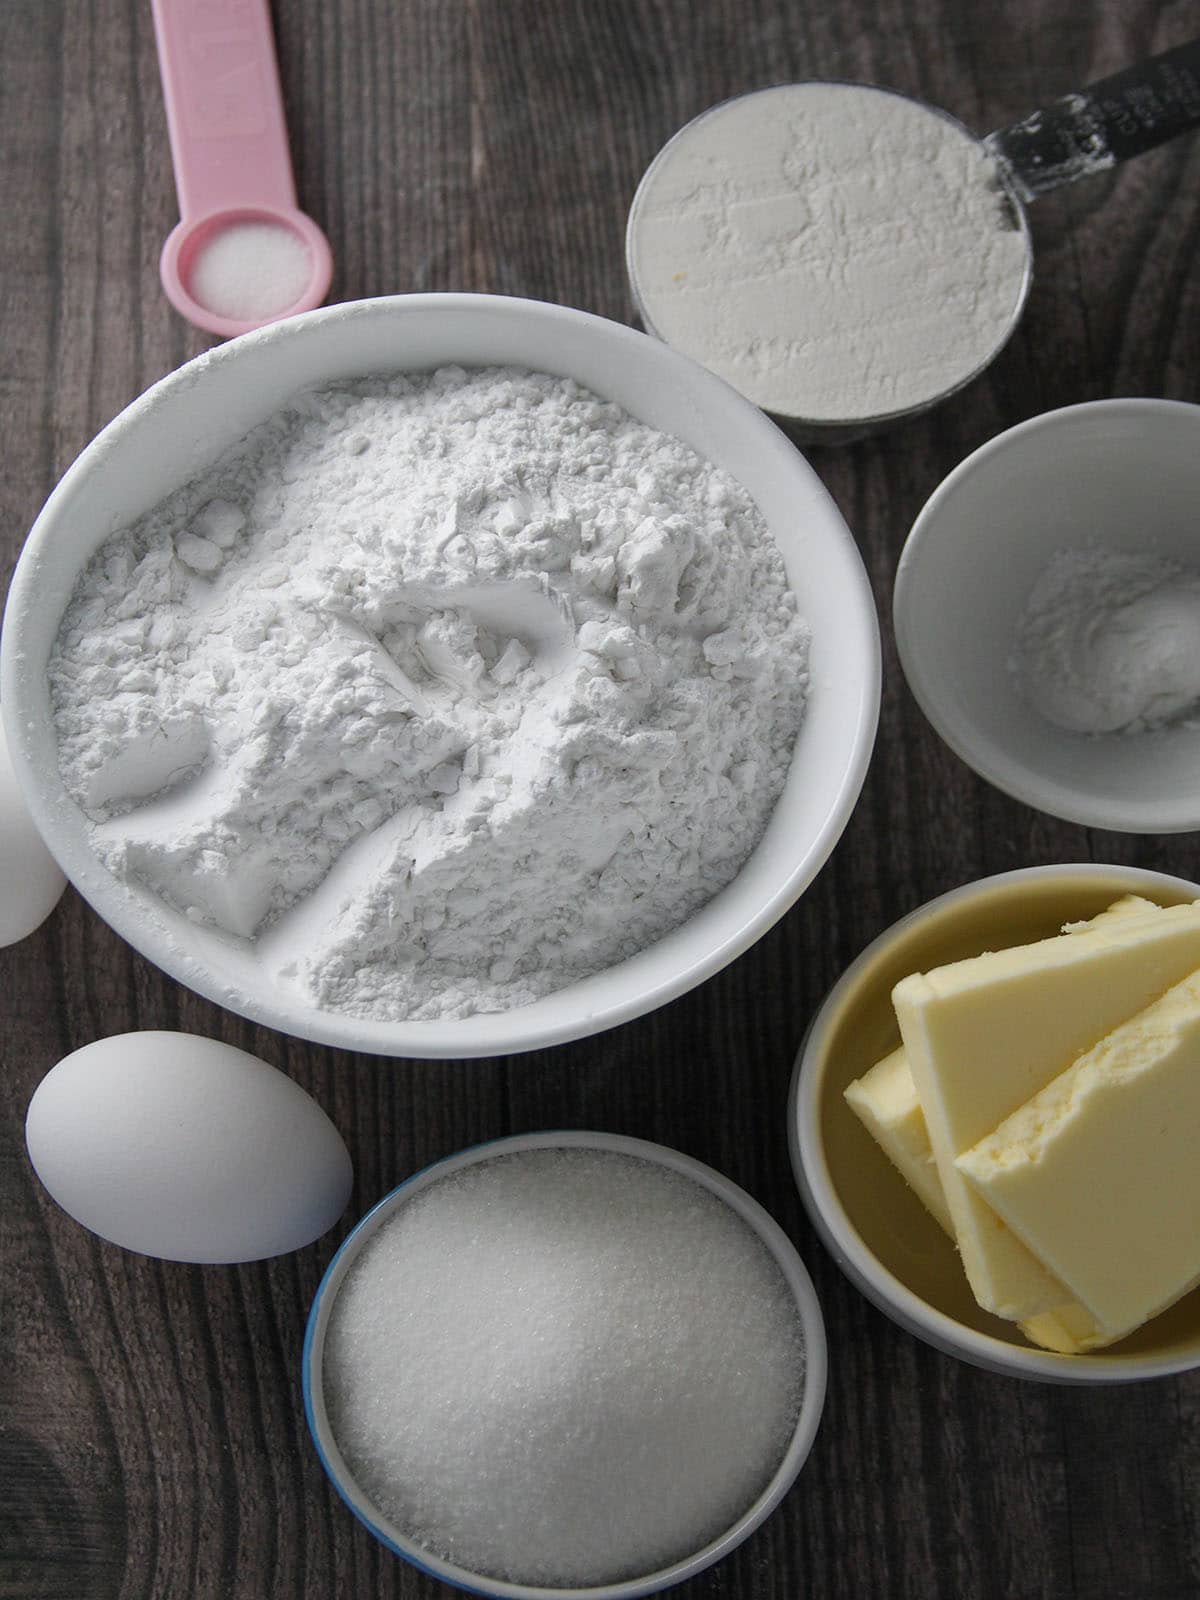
[894,399,1200,830]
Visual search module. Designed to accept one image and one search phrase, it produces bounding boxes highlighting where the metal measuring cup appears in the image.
[626,40,1200,442]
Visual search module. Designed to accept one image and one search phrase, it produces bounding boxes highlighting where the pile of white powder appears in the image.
[627,82,1029,422]
[322,1147,806,1586]
[50,367,808,1020]
[1010,546,1200,735]
[188,220,313,322]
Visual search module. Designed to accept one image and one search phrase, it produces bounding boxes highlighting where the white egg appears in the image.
[25,1031,353,1263]
[0,713,67,946]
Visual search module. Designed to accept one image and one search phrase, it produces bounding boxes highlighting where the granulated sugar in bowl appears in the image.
[2,295,879,1057]
[303,1131,827,1598]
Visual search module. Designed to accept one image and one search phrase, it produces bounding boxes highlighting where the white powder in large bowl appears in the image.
[49,367,809,1021]
[321,1147,807,1587]
[627,82,1030,423]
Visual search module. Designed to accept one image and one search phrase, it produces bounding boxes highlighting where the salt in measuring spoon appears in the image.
[151,0,334,339]
[627,39,1200,439]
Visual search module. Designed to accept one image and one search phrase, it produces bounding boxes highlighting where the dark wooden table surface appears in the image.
[4,3,1199,1598]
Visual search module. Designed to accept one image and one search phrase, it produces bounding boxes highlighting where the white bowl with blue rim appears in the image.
[303,1129,827,1598]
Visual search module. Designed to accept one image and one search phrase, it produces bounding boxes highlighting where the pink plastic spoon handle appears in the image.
[151,0,299,222]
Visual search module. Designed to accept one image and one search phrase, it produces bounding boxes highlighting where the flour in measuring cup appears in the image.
[627,82,1029,422]
[49,368,809,1020]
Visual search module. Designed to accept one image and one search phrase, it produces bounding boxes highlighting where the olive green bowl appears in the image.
[789,863,1200,1383]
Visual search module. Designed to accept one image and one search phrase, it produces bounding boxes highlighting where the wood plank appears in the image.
[2,1,1198,1597]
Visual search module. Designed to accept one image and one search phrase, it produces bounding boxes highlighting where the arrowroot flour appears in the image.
[50,368,809,1020]
[627,82,1029,422]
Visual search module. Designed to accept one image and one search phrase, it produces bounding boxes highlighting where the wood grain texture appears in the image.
[2,2,1199,1597]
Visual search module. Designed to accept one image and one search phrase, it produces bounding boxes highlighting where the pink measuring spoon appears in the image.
[151,0,334,339]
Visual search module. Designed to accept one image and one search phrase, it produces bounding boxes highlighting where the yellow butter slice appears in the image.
[957,968,1200,1337]
[844,1045,952,1232]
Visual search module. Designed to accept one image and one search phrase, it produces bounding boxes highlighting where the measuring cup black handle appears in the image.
[985,38,1200,202]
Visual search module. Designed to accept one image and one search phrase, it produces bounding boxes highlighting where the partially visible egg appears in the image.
[0,713,67,946]
[26,1032,353,1262]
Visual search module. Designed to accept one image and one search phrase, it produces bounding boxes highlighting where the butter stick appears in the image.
[844,1046,952,1233]
[958,969,1200,1337]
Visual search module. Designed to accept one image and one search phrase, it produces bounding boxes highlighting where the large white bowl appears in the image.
[1,294,879,1058]
[894,398,1200,832]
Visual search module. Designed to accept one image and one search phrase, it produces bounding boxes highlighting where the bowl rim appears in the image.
[302,1128,828,1598]
[788,861,1200,1384]
[893,396,1200,833]
[0,291,880,1059]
